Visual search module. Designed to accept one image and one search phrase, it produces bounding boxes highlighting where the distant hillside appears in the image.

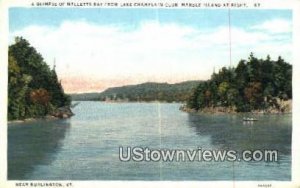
[70,92,102,101]
[70,81,201,102]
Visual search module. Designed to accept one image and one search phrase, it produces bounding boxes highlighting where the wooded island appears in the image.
[186,53,292,113]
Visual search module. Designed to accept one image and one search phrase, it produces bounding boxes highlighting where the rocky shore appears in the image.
[8,106,74,123]
[51,106,74,119]
[180,100,292,114]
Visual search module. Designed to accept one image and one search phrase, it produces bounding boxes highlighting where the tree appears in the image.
[8,37,70,120]
[8,55,32,119]
[187,53,292,112]
[218,81,229,106]
[244,82,263,109]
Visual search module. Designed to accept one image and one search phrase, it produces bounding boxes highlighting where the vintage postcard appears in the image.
[0,0,300,187]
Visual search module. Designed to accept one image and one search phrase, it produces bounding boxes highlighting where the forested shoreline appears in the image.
[71,81,201,102]
[186,53,292,113]
[8,37,71,121]
[8,38,292,119]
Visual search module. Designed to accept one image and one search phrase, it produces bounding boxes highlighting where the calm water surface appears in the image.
[8,102,292,180]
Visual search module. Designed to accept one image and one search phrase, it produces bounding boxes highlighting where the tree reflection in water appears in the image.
[8,119,70,180]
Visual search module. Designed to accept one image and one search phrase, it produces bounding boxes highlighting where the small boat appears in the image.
[243,117,258,121]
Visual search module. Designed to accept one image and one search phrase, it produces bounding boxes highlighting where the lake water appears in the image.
[8,102,292,180]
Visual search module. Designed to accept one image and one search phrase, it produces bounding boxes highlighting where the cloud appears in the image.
[251,18,292,34]
[10,19,292,93]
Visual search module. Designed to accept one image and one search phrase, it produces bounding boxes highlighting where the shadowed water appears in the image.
[8,102,292,180]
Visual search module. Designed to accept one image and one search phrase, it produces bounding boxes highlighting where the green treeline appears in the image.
[98,81,201,102]
[71,81,201,102]
[187,53,292,112]
[8,37,70,120]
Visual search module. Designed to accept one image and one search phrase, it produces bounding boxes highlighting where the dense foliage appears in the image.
[8,37,70,120]
[187,53,292,112]
[71,81,201,102]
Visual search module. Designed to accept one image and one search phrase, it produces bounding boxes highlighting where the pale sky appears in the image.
[9,8,292,93]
